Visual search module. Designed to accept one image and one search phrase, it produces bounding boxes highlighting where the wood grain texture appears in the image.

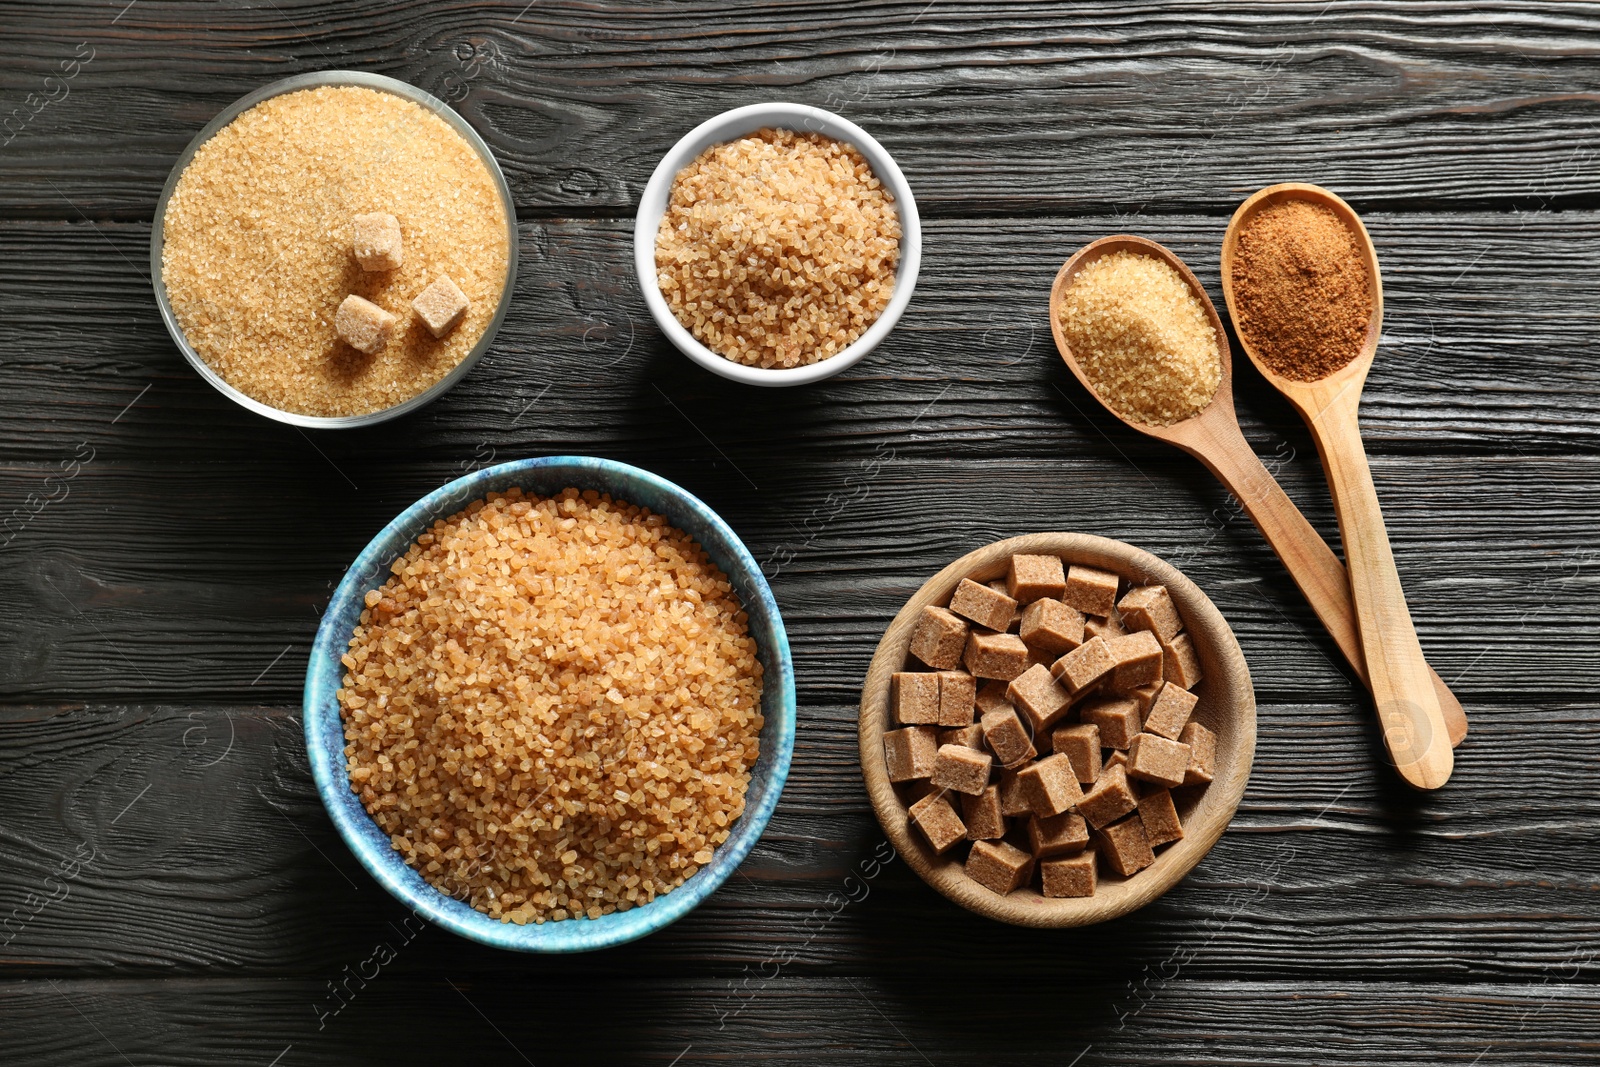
[0,453,1594,706]
[5,976,1600,1065]
[0,211,1596,461]
[1,1,1597,1062]
[4,2,1600,216]
[1,702,1596,980]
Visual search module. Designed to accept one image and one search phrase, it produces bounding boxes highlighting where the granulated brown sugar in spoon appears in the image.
[1048,235,1466,786]
[1221,184,1455,790]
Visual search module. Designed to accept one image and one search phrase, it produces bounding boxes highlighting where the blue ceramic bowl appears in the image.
[304,456,795,952]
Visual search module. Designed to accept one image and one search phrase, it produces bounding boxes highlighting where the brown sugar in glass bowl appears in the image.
[859,533,1255,928]
[151,71,517,427]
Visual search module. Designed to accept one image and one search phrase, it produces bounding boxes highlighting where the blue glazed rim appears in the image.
[303,456,795,952]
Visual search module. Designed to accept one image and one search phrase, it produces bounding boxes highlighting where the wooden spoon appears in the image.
[1049,235,1465,787]
[1218,185,1453,790]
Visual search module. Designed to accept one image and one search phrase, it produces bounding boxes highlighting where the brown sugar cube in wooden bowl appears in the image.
[1018,598,1085,657]
[1017,753,1084,818]
[883,726,940,783]
[1080,696,1142,751]
[950,577,1018,632]
[1097,815,1156,877]
[1162,631,1205,689]
[964,630,1031,680]
[891,671,941,725]
[980,707,1037,769]
[1129,682,1164,721]
[1006,662,1073,734]
[985,581,1024,631]
[962,785,1007,841]
[1119,585,1184,644]
[931,744,992,796]
[939,722,984,750]
[1064,564,1120,617]
[1041,850,1097,898]
[1105,631,1164,692]
[1127,733,1192,790]
[974,679,1012,717]
[1050,636,1116,696]
[1077,764,1138,830]
[1007,553,1066,603]
[859,532,1255,927]
[1181,721,1217,785]
[1145,682,1199,740]
[996,766,1032,818]
[909,605,968,670]
[1029,811,1090,859]
[1138,790,1185,848]
[908,793,967,855]
[1085,609,1129,642]
[1051,722,1101,784]
[966,840,1034,895]
[935,670,976,727]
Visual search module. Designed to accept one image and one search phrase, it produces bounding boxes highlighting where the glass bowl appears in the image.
[150,70,518,428]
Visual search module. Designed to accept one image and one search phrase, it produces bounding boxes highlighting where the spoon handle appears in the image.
[1303,389,1454,789]
[1187,417,1467,748]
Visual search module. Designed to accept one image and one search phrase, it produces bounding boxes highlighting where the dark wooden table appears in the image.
[3,3,1597,1063]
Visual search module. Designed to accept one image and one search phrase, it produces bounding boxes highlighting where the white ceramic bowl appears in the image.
[634,102,922,387]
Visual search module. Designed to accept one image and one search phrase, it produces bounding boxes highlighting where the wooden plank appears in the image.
[1,702,1596,978]
[0,211,1593,463]
[0,1,1593,1059]
[0,451,1593,703]
[4,2,1600,216]
[4,975,1598,1065]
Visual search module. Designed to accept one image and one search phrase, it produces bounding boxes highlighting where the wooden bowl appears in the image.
[858,533,1256,927]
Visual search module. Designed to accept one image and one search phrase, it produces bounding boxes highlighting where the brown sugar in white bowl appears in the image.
[859,532,1255,928]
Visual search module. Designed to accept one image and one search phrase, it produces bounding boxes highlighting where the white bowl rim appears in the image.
[633,101,922,388]
[149,69,520,429]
